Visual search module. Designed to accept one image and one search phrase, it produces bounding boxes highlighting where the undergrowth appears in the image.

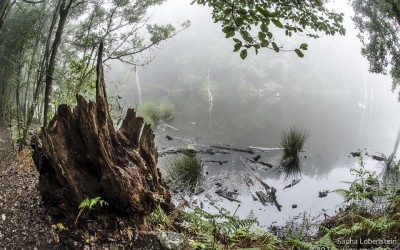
[137,101,174,128]
[179,207,278,249]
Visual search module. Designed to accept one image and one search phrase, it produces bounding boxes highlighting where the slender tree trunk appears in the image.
[388,127,400,163]
[43,0,73,127]
[0,0,11,32]
[20,0,61,149]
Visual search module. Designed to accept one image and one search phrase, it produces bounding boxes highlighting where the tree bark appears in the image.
[0,0,11,32]
[43,0,73,127]
[32,43,172,229]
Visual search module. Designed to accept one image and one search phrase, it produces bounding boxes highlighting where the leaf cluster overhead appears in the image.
[192,0,346,59]
[352,0,400,100]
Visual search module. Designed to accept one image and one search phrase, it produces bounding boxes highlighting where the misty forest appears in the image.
[0,0,400,249]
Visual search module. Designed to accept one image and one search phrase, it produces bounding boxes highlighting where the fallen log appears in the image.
[31,43,171,229]
[215,189,240,203]
[255,189,282,212]
[212,145,255,154]
[158,147,230,156]
[243,156,275,168]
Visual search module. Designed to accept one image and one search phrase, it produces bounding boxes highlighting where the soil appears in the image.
[0,124,166,250]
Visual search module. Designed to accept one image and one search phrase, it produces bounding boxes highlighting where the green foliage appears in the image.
[75,197,109,225]
[280,126,308,159]
[150,204,169,228]
[180,207,278,249]
[147,24,176,44]
[192,0,345,58]
[352,0,400,100]
[7,123,19,144]
[335,213,399,237]
[283,212,311,244]
[79,197,109,210]
[137,101,175,128]
[163,154,203,192]
[333,157,384,207]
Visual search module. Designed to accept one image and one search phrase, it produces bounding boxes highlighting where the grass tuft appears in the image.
[137,101,174,128]
[280,126,308,160]
[164,154,203,192]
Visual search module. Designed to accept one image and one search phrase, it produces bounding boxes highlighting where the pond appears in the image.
[109,0,400,228]
[150,87,400,228]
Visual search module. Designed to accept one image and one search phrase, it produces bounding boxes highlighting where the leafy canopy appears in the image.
[192,0,346,59]
[352,0,400,100]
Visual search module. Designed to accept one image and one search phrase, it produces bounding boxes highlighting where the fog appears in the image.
[105,0,400,225]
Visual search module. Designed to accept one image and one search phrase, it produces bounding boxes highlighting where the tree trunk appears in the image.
[20,0,61,149]
[388,127,400,163]
[32,43,172,229]
[0,0,11,32]
[43,0,73,127]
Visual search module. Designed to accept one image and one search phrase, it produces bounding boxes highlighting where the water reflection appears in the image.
[279,126,308,179]
[281,156,302,180]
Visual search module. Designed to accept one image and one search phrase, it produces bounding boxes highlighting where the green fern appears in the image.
[289,237,314,250]
[78,197,109,210]
[180,207,276,249]
[75,197,109,225]
[290,226,338,250]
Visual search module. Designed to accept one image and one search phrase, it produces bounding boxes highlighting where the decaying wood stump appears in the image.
[31,43,171,229]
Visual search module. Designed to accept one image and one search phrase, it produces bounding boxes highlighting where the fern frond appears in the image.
[333,189,351,200]
[289,237,314,250]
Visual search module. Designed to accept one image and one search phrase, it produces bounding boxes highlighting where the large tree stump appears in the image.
[32,43,171,229]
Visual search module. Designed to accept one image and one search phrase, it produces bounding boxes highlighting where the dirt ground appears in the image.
[0,124,166,250]
[0,124,58,249]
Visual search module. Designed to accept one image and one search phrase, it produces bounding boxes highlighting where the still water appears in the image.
[109,0,400,226]
[151,86,400,227]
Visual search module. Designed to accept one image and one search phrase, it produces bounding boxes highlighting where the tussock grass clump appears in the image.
[137,101,175,127]
[164,154,203,192]
[280,126,308,160]
[158,101,175,120]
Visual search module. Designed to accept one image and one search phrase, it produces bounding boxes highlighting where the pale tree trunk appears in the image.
[388,127,400,164]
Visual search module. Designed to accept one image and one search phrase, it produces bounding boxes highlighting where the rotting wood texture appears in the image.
[31,43,171,229]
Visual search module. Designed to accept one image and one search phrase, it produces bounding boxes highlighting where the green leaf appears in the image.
[233,38,241,43]
[234,43,241,52]
[271,19,283,28]
[300,43,308,50]
[240,49,248,59]
[258,32,266,41]
[236,17,244,27]
[272,42,279,52]
[222,26,236,34]
[256,6,270,18]
[261,40,269,47]
[260,22,269,32]
[294,49,304,58]
[237,8,247,16]
[240,30,253,43]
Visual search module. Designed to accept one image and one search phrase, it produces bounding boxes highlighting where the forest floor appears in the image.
[0,123,59,249]
[0,123,172,249]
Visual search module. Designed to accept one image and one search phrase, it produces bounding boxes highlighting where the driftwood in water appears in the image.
[255,191,269,206]
[243,156,275,168]
[204,160,228,165]
[212,145,255,154]
[215,189,240,203]
[255,188,282,212]
[158,147,230,157]
[283,179,301,190]
[31,43,171,229]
